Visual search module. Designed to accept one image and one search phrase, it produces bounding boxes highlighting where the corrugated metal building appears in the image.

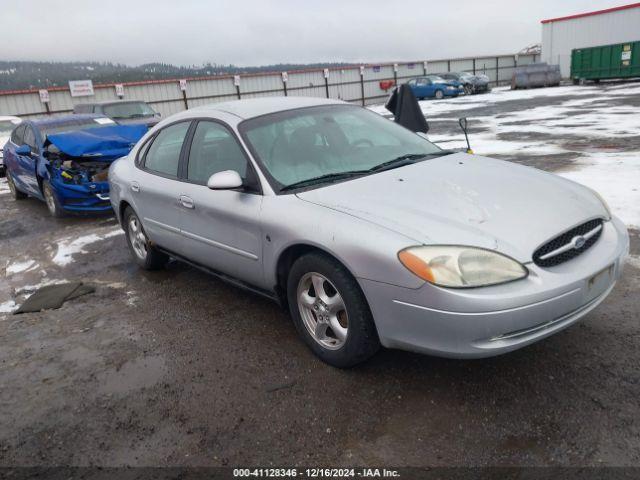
[541,2,640,78]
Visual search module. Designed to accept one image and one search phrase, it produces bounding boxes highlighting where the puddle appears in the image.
[97,355,167,395]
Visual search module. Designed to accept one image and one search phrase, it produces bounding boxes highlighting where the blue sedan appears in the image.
[3,114,146,217]
[406,75,464,100]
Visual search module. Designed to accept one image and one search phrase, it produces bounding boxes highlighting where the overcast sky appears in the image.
[1,0,629,66]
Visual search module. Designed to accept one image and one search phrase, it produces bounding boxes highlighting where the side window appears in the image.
[144,122,190,176]
[407,79,416,86]
[11,125,26,145]
[417,78,430,86]
[186,121,248,184]
[135,136,154,166]
[23,127,38,152]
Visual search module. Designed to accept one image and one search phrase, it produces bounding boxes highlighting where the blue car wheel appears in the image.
[43,181,65,218]
[434,89,444,100]
[6,171,27,200]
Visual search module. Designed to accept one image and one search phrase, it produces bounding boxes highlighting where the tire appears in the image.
[6,171,27,200]
[123,206,168,270]
[434,89,444,100]
[43,181,65,217]
[287,252,380,368]
[464,85,473,95]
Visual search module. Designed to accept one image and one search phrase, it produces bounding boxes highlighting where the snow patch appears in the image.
[0,300,17,314]
[6,260,38,275]
[0,178,10,195]
[558,153,640,228]
[53,228,123,266]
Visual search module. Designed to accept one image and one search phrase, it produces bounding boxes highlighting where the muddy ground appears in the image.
[1,84,639,469]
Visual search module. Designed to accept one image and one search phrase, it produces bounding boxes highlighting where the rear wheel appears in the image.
[6,171,27,200]
[434,89,444,100]
[287,252,380,368]
[464,84,473,95]
[43,181,64,217]
[124,207,168,270]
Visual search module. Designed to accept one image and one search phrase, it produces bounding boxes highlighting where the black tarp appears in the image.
[385,84,429,134]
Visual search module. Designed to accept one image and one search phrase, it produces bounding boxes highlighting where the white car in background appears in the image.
[0,116,22,176]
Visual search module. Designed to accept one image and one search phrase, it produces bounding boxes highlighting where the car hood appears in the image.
[296,153,608,263]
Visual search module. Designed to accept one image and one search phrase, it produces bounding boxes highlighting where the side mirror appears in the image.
[15,144,31,156]
[207,170,243,190]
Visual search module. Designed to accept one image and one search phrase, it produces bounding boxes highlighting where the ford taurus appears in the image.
[109,97,629,367]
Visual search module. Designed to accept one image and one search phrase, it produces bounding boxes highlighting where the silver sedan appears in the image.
[109,97,629,367]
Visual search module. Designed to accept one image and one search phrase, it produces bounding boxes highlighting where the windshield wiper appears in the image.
[367,153,429,172]
[280,170,369,192]
[369,151,456,173]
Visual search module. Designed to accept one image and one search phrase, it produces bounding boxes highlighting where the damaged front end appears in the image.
[44,125,147,213]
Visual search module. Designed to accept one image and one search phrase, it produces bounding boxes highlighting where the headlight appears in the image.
[587,187,612,220]
[398,245,528,288]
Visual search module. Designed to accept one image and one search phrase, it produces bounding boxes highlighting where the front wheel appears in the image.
[43,181,64,217]
[434,89,444,100]
[287,252,380,368]
[6,171,27,200]
[464,85,473,95]
[123,207,168,270]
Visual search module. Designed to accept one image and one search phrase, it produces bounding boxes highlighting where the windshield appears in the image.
[240,104,443,191]
[427,76,447,83]
[103,102,156,119]
[0,120,19,135]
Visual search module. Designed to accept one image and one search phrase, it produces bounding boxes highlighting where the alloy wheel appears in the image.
[128,215,148,260]
[297,272,349,350]
[44,186,57,215]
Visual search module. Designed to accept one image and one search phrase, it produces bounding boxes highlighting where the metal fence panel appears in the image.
[0,53,539,118]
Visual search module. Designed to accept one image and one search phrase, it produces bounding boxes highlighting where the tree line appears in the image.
[0,61,356,91]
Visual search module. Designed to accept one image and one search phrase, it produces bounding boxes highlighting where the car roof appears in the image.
[188,96,347,120]
[0,115,21,122]
[30,113,104,129]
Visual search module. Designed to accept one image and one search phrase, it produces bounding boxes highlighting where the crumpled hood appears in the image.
[296,153,608,263]
[46,124,148,160]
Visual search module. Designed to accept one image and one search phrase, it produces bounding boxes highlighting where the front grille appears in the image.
[533,219,604,267]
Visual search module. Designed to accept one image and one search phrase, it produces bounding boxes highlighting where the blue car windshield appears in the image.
[240,105,442,191]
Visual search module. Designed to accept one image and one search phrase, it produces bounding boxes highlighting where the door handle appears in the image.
[131,181,140,193]
[179,195,194,209]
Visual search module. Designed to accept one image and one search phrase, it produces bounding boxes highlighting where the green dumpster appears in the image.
[571,41,640,83]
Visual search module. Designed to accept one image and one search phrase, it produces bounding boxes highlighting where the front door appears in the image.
[15,125,41,196]
[177,120,264,285]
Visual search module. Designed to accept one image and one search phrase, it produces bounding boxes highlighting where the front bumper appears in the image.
[360,217,629,358]
[50,177,114,213]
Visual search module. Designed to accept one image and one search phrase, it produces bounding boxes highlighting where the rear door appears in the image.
[130,121,192,255]
[177,119,264,284]
[4,124,25,185]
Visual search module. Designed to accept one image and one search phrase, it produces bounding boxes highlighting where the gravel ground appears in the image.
[1,83,639,469]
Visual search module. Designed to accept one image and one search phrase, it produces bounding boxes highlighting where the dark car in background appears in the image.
[406,75,463,100]
[3,114,146,217]
[437,72,491,94]
[73,100,161,128]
